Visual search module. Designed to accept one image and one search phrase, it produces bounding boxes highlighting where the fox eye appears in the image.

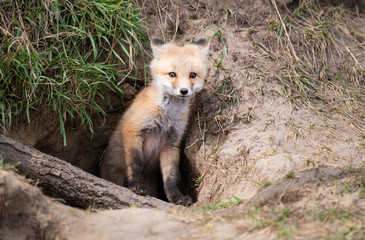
[190,72,197,78]
[169,72,177,78]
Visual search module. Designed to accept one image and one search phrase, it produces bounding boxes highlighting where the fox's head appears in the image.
[150,38,209,98]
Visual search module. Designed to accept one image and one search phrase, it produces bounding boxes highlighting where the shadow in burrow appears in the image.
[34,97,200,205]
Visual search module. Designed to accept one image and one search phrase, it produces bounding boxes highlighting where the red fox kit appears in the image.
[100,38,209,206]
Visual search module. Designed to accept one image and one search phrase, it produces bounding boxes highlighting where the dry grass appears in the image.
[253,0,365,135]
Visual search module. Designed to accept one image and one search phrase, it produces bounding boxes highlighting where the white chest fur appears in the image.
[141,95,191,168]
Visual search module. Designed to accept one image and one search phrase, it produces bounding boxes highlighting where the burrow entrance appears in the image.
[33,85,200,205]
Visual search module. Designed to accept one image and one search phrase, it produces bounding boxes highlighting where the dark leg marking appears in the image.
[164,165,192,206]
[128,148,148,195]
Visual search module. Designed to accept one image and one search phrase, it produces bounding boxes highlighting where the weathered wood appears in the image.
[0,170,187,240]
[0,135,174,210]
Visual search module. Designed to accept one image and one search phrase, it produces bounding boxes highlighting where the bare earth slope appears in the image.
[2,0,365,239]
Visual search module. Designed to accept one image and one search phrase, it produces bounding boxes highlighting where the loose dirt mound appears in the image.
[3,0,365,239]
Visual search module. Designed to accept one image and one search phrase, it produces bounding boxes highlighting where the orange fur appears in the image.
[100,38,209,206]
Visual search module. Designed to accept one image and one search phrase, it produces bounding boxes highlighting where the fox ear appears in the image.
[194,38,209,59]
[151,38,165,57]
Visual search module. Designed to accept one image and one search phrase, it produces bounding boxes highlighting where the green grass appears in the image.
[0,0,148,144]
[243,179,273,188]
[285,172,295,179]
[246,206,296,238]
[0,157,16,171]
[308,208,356,222]
[198,196,243,212]
[244,204,364,239]
[214,78,240,108]
[210,29,227,69]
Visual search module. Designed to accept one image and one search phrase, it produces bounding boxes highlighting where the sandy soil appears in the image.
[3,0,365,239]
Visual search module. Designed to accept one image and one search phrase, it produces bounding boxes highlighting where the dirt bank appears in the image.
[2,0,365,239]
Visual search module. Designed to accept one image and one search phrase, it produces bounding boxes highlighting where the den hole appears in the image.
[34,114,199,206]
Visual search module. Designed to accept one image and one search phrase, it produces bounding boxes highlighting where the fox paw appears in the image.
[129,182,148,196]
[169,195,192,206]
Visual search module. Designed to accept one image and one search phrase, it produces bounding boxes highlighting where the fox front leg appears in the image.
[160,145,192,206]
[124,136,148,196]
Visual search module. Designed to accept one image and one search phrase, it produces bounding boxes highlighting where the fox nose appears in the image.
[180,88,189,95]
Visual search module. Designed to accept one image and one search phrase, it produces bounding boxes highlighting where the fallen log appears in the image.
[0,169,195,240]
[0,135,174,210]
